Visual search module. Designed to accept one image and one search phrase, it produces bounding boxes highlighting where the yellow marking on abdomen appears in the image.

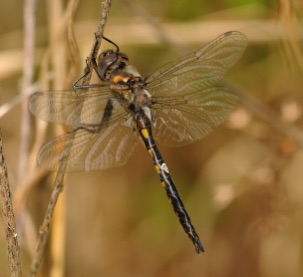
[141,128,149,139]
[154,164,161,174]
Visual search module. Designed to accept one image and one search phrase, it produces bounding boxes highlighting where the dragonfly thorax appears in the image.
[110,72,152,111]
[97,49,129,81]
[98,48,152,110]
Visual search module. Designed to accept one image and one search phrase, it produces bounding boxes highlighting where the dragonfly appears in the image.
[29,31,247,254]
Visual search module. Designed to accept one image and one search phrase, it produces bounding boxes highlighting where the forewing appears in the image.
[37,116,138,172]
[151,86,237,146]
[28,86,113,126]
[146,31,247,96]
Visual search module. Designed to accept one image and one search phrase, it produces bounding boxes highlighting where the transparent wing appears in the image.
[151,86,236,146]
[146,31,246,146]
[146,31,247,96]
[29,86,115,126]
[37,116,138,172]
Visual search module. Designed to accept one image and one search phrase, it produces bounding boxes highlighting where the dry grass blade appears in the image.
[0,130,22,277]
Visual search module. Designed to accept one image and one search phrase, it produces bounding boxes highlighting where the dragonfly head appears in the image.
[97,50,129,81]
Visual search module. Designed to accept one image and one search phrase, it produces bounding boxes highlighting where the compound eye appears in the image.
[98,53,118,80]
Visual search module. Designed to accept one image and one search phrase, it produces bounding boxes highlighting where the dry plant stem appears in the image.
[19,0,36,181]
[81,0,113,86]
[29,172,65,276]
[0,130,22,277]
[29,0,114,275]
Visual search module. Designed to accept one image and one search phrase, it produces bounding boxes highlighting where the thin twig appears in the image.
[29,172,65,276]
[29,0,114,275]
[81,0,113,86]
[0,130,22,277]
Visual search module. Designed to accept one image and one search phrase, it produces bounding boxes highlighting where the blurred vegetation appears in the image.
[0,0,303,276]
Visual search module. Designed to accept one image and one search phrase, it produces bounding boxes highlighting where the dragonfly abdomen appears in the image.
[135,109,204,253]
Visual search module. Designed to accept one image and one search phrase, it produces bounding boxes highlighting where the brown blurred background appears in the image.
[1,0,303,276]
